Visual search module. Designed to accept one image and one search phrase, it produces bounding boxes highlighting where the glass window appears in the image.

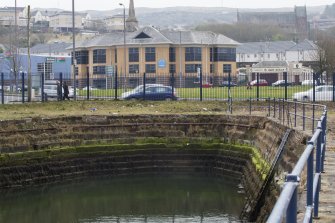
[185,47,201,62]
[115,48,117,63]
[210,48,236,62]
[129,64,139,73]
[93,66,106,75]
[93,49,106,64]
[210,64,214,73]
[129,48,139,62]
[223,64,232,73]
[74,50,89,64]
[185,64,202,73]
[169,47,176,62]
[145,47,156,62]
[145,64,156,73]
[169,64,176,74]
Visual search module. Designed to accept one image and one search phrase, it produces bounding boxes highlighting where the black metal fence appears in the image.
[1,71,335,104]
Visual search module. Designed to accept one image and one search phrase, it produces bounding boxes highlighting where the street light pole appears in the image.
[119,3,126,88]
[72,0,77,100]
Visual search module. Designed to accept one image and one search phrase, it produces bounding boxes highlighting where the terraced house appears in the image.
[71,0,239,87]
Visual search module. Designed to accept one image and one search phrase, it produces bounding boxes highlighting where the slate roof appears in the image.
[237,40,318,54]
[237,41,296,54]
[74,26,239,49]
[287,39,318,51]
[21,42,71,55]
[252,61,289,68]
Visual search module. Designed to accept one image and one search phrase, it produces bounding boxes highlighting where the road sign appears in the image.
[46,57,55,62]
[56,57,66,63]
[106,66,114,76]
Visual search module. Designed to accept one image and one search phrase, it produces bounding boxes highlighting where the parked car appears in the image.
[81,86,98,91]
[42,84,74,98]
[249,79,268,86]
[220,81,237,87]
[301,80,317,86]
[293,85,334,101]
[194,81,213,88]
[272,80,292,87]
[121,85,178,100]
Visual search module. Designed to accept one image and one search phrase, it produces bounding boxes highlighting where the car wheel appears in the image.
[129,97,137,101]
[303,96,309,101]
[165,97,172,101]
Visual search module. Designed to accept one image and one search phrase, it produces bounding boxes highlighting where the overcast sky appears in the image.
[1,0,334,11]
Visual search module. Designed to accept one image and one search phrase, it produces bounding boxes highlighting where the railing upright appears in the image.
[273,98,276,118]
[143,72,146,100]
[114,69,118,100]
[294,101,297,127]
[21,72,25,103]
[1,72,4,104]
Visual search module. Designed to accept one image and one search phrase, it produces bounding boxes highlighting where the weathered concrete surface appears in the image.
[314,113,335,223]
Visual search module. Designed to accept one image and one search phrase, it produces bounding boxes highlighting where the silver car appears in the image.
[293,85,334,101]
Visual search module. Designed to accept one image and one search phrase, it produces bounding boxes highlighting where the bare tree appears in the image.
[313,33,335,83]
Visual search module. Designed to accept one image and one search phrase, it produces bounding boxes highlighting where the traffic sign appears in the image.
[46,57,55,62]
[106,66,114,76]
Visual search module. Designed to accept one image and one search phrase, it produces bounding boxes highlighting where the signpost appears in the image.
[106,66,115,90]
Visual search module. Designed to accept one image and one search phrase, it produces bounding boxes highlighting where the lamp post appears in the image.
[72,0,77,100]
[119,3,126,88]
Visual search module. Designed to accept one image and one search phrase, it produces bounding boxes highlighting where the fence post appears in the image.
[307,141,314,213]
[333,72,335,102]
[294,101,297,127]
[1,72,4,104]
[143,72,146,100]
[282,99,285,125]
[171,72,175,99]
[303,103,306,131]
[273,98,276,118]
[313,73,316,102]
[21,72,25,103]
[199,68,203,101]
[312,104,315,133]
[321,112,327,173]
[256,73,259,101]
[85,71,89,100]
[41,72,45,102]
[249,97,252,115]
[114,69,118,100]
[286,175,299,223]
[268,97,271,117]
[59,72,63,101]
[284,71,288,100]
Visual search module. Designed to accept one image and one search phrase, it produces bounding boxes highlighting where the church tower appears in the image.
[126,0,139,32]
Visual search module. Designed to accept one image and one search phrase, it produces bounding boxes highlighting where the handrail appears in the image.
[267,100,327,223]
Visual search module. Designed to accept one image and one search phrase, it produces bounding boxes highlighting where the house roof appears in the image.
[252,61,289,68]
[237,41,296,54]
[74,26,239,49]
[287,39,318,51]
[21,42,71,55]
[0,7,25,12]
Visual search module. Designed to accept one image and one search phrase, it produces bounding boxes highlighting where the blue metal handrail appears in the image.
[267,104,327,223]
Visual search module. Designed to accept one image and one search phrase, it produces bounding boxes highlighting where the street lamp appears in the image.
[119,3,126,88]
[72,0,77,100]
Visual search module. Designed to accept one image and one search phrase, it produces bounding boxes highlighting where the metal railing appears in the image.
[1,71,335,104]
[266,103,327,223]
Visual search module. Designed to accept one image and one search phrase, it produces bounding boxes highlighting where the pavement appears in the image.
[314,114,335,223]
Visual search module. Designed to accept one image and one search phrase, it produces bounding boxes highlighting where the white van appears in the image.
[42,85,74,98]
